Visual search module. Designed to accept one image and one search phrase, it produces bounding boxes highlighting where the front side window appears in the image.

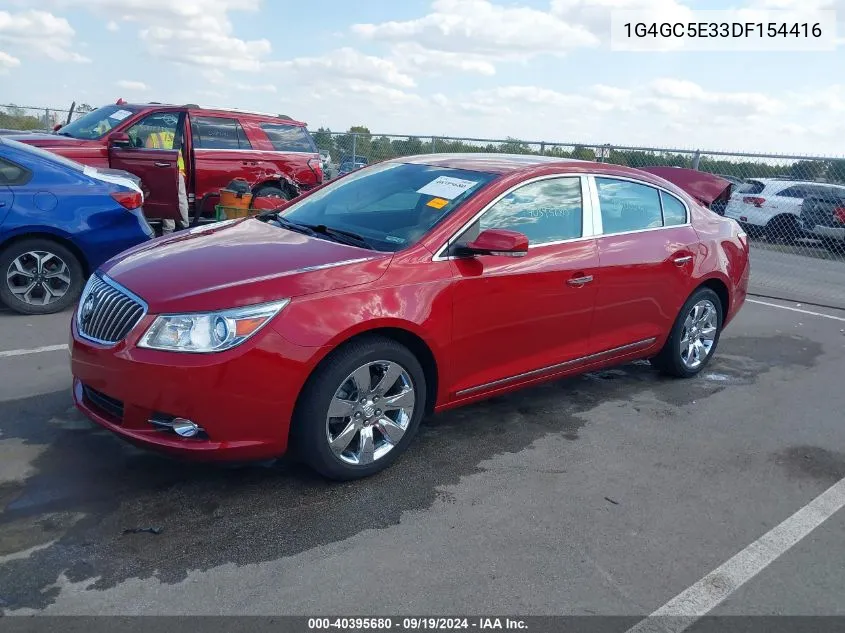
[126,112,182,149]
[660,191,688,226]
[596,178,662,234]
[260,123,316,152]
[192,116,252,150]
[468,177,583,246]
[57,104,141,140]
[277,162,496,252]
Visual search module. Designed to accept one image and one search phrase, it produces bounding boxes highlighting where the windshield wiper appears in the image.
[268,215,319,237]
[56,132,74,137]
[303,224,375,250]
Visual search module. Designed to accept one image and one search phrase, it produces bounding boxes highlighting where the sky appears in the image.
[0,0,843,155]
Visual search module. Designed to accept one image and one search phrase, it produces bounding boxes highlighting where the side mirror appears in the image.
[455,228,529,258]
[52,123,62,132]
[108,132,132,148]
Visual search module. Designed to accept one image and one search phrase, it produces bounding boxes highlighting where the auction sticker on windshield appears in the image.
[110,109,134,121]
[417,176,478,200]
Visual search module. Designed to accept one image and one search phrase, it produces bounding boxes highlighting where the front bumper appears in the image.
[71,315,318,461]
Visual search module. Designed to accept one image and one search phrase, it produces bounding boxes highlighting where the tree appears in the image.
[788,160,826,181]
[827,160,845,183]
[571,145,597,161]
[335,125,372,161]
[311,127,335,153]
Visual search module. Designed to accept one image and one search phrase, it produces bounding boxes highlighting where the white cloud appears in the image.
[115,80,149,91]
[353,0,599,76]
[0,50,21,70]
[266,48,416,90]
[0,10,89,63]
[52,0,269,70]
[389,42,497,76]
[106,20,118,31]
[649,78,781,117]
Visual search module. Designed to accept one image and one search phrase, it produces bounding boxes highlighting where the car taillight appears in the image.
[834,207,845,224]
[307,157,323,182]
[111,191,143,210]
[743,196,765,207]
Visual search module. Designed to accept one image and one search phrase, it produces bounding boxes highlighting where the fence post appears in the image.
[540,142,545,156]
[432,137,437,153]
[692,150,701,170]
[66,102,76,126]
[352,133,357,164]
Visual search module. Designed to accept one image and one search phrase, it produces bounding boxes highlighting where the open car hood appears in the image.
[639,167,733,207]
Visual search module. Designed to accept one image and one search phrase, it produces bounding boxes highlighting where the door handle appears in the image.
[673,255,693,265]
[154,161,172,168]
[567,275,594,287]
[0,202,5,208]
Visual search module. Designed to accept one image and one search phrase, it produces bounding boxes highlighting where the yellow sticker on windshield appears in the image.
[426,197,448,209]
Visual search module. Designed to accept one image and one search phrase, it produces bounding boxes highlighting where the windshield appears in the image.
[2,136,85,171]
[57,104,141,140]
[275,162,497,252]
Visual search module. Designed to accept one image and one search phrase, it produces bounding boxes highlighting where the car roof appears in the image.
[121,103,307,126]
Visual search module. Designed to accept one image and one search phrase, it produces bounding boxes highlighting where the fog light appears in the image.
[171,418,201,438]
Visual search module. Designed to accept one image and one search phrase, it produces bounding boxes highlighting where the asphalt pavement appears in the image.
[0,296,844,622]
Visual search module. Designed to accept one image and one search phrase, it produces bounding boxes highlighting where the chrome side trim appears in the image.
[295,257,375,273]
[454,337,657,397]
[432,174,593,262]
[193,148,318,156]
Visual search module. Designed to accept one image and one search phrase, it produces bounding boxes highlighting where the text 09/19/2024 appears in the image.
[610,9,837,51]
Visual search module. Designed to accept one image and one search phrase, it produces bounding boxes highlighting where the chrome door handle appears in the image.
[567,275,594,287]
[154,161,172,168]
[673,255,693,265]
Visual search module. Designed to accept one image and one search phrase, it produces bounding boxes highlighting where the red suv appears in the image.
[14,101,323,224]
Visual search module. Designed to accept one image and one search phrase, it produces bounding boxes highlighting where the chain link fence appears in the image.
[318,132,845,309]
[2,105,843,309]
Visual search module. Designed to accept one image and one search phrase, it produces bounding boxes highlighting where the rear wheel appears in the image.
[765,215,800,244]
[291,336,427,480]
[0,238,84,315]
[651,288,723,378]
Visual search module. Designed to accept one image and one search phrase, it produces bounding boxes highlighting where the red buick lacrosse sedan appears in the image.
[70,154,749,480]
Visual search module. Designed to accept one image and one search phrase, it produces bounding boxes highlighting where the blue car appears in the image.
[0,136,153,314]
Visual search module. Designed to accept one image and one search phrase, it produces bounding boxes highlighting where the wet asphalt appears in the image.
[0,297,844,616]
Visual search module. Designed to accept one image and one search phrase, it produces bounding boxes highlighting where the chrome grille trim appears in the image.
[76,274,148,346]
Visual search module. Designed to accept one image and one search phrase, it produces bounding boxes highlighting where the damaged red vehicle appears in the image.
[70,154,749,480]
[14,101,322,225]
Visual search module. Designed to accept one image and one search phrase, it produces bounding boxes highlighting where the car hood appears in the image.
[639,167,733,206]
[101,219,392,313]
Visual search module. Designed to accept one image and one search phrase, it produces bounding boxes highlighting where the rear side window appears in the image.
[596,178,662,234]
[660,191,687,226]
[191,116,252,150]
[776,186,809,198]
[260,123,316,152]
[0,157,32,185]
[736,180,764,194]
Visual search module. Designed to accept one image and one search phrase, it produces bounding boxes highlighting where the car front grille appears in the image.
[82,384,124,421]
[77,275,146,344]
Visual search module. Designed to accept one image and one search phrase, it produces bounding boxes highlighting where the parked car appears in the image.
[639,167,733,216]
[716,174,744,188]
[70,154,749,480]
[0,136,153,314]
[724,178,845,241]
[13,101,323,225]
[319,150,334,179]
[337,159,368,176]
[799,190,845,253]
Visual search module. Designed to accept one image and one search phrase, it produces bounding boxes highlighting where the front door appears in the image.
[447,176,599,397]
[109,109,186,221]
[589,176,699,354]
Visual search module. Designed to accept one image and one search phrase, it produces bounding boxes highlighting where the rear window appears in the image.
[0,156,32,185]
[736,180,765,194]
[260,123,316,152]
[191,116,252,150]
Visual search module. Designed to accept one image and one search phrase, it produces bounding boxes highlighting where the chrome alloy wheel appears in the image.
[6,251,72,307]
[680,299,718,370]
[325,360,416,466]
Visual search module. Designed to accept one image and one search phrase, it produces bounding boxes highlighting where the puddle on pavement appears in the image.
[0,334,824,610]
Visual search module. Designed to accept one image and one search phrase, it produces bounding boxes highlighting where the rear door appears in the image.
[589,175,700,353]
[108,109,185,220]
[190,115,256,199]
[257,122,322,188]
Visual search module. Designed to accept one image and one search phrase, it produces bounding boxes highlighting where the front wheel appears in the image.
[0,238,84,315]
[291,336,427,480]
[253,185,292,200]
[651,288,723,378]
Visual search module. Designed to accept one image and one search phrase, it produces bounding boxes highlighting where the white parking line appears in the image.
[748,298,845,322]
[626,476,845,633]
[0,344,68,359]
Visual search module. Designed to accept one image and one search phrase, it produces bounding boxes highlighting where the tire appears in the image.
[0,238,84,315]
[765,216,800,244]
[254,185,292,200]
[822,238,845,255]
[291,336,427,481]
[650,287,723,378]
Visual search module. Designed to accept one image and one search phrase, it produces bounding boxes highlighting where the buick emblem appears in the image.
[80,294,97,323]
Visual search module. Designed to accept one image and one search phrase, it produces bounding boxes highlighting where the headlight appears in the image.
[137,300,289,353]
